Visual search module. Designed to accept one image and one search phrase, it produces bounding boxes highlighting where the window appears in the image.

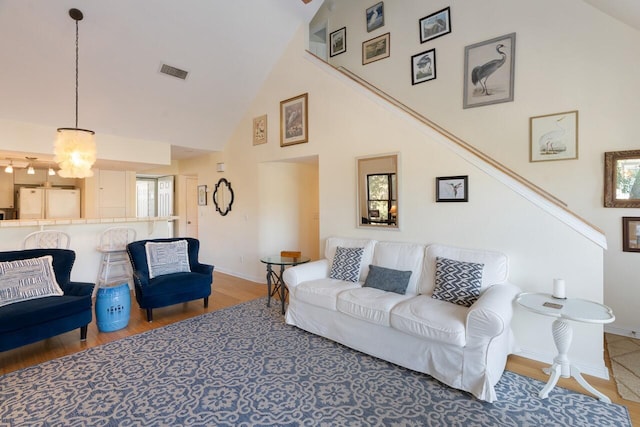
[136,176,174,217]
[136,178,157,217]
[367,173,396,224]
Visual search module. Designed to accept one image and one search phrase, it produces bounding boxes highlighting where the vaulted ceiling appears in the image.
[0,0,637,170]
[0,0,321,168]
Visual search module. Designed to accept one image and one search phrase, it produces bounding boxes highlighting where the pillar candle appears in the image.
[553,278,566,299]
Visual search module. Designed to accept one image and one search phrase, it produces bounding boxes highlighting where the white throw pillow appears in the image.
[0,256,64,308]
[145,240,191,279]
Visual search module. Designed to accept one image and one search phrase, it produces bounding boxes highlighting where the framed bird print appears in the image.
[419,7,451,43]
[411,48,436,85]
[280,93,308,147]
[530,110,578,162]
[436,176,468,202]
[366,2,384,33]
[463,32,516,109]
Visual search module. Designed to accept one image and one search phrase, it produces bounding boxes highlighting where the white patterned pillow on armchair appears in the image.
[431,256,484,307]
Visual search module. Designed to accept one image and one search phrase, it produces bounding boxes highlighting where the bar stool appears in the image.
[23,230,70,249]
[96,227,136,288]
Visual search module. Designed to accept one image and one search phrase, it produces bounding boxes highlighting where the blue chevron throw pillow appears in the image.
[329,246,364,282]
[432,257,484,307]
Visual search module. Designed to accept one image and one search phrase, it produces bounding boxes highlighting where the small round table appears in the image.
[516,292,615,402]
[260,255,310,314]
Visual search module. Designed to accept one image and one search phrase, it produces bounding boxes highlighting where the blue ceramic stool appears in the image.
[96,282,131,332]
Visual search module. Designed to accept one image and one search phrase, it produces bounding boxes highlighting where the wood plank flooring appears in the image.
[1,271,638,425]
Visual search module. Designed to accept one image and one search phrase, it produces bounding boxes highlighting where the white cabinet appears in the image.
[0,172,14,208]
[82,169,135,218]
[99,170,127,217]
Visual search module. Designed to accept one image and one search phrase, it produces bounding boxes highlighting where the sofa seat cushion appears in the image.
[337,287,413,326]
[390,295,468,347]
[295,279,361,310]
[0,294,91,333]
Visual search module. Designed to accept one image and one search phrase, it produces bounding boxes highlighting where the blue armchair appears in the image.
[0,249,95,352]
[126,238,214,322]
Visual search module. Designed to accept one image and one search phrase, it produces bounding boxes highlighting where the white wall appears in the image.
[176,20,611,377]
[314,0,640,338]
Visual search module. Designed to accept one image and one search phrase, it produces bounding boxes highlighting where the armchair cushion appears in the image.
[0,255,64,308]
[145,240,191,279]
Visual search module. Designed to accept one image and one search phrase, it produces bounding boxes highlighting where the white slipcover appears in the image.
[283,237,520,402]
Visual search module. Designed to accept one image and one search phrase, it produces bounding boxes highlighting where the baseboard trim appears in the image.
[215,267,264,285]
[514,349,610,380]
[605,325,639,339]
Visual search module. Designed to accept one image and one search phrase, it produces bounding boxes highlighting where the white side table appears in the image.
[516,292,615,403]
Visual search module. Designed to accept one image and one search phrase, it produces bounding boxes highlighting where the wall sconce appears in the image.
[216,162,226,173]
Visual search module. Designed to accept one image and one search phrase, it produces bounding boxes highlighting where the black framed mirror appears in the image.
[213,178,234,216]
[357,153,399,229]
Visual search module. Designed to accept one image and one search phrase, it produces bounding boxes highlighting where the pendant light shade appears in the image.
[55,8,96,178]
[55,128,96,178]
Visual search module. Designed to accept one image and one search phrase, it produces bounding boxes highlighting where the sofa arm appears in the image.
[192,263,214,276]
[466,282,520,344]
[283,259,330,289]
[62,281,95,297]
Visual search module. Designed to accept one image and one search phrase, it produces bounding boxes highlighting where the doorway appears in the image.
[185,176,199,238]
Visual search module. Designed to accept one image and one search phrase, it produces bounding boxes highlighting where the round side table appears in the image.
[260,255,310,314]
[516,292,615,402]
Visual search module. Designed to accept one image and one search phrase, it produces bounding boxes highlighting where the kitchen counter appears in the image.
[0,216,178,227]
[0,216,179,284]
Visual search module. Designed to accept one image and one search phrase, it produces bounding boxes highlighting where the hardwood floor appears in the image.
[1,271,638,425]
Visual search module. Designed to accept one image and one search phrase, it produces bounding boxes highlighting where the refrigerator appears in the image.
[18,187,81,219]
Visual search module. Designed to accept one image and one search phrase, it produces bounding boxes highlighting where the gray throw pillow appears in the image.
[329,246,364,282]
[363,264,412,295]
[431,256,484,307]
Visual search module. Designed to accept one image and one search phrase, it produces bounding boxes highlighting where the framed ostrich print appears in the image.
[463,33,516,109]
[436,176,468,202]
[530,110,578,162]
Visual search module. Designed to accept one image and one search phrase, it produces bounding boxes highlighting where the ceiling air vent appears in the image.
[160,63,189,80]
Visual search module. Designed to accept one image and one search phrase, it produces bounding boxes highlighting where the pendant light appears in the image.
[4,161,13,174]
[54,8,96,178]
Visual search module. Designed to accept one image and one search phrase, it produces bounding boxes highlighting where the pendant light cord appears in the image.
[75,18,79,129]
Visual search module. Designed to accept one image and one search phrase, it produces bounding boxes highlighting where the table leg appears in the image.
[266,263,273,308]
[571,365,611,403]
[539,318,610,402]
[279,264,286,315]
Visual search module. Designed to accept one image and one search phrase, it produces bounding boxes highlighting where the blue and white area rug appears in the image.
[0,298,631,426]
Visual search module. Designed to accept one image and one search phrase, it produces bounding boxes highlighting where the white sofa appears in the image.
[283,237,520,402]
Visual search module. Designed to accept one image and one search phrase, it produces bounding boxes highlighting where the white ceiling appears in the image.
[0,0,637,172]
[0,0,321,169]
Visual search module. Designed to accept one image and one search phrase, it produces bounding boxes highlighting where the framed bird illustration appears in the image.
[463,33,516,109]
[280,93,309,147]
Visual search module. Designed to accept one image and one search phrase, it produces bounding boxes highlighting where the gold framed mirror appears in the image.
[604,150,640,208]
[357,153,399,229]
